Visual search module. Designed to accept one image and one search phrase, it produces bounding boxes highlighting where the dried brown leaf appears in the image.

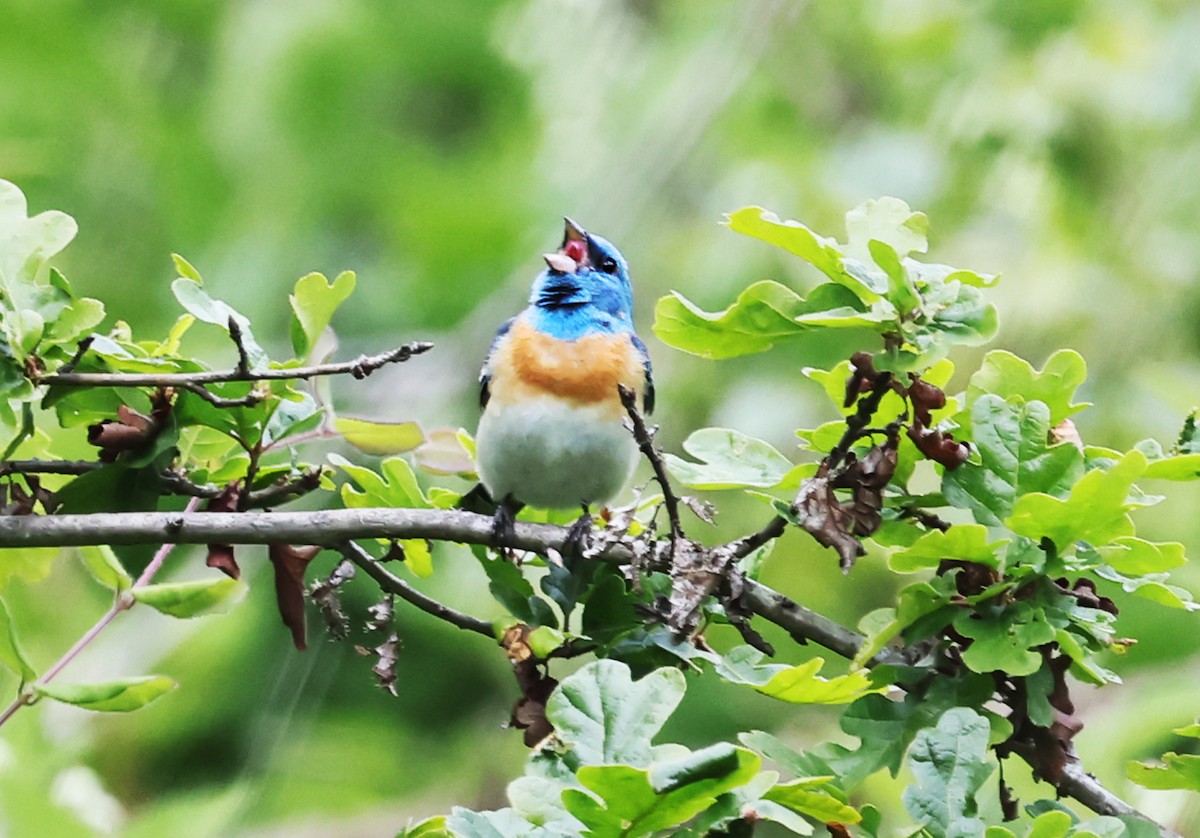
[268,543,321,650]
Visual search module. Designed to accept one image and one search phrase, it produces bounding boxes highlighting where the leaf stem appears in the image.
[0,497,202,729]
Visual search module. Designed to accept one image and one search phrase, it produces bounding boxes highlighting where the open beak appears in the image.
[543,251,577,273]
[557,217,590,269]
[562,217,587,246]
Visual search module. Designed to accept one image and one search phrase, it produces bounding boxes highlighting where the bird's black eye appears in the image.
[599,256,618,274]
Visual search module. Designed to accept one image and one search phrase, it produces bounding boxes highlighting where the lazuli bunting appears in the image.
[476,218,654,524]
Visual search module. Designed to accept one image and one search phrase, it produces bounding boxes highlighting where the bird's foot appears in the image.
[562,505,595,565]
[491,495,523,561]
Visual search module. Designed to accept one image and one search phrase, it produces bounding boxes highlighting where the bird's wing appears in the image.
[479,316,516,409]
[631,333,655,415]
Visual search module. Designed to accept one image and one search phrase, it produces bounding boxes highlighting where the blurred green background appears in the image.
[3,0,1199,834]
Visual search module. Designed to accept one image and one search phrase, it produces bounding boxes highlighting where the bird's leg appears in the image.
[491,494,523,561]
[562,503,595,565]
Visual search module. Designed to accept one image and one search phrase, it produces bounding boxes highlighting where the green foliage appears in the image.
[713,648,883,705]
[0,596,35,682]
[0,180,1195,837]
[663,428,794,490]
[655,199,997,371]
[289,270,357,361]
[902,708,994,838]
[130,577,246,618]
[34,675,176,712]
[442,660,857,837]
[942,395,1085,526]
[1127,723,1200,792]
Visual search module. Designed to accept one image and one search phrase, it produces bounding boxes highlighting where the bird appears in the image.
[475,218,654,544]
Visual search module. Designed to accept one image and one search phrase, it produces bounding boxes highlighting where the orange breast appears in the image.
[491,318,644,409]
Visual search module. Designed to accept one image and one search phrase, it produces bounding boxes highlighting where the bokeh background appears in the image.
[3,0,1199,835]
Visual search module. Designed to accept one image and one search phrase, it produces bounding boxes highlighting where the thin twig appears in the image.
[618,384,684,544]
[179,380,263,408]
[728,365,901,562]
[227,316,251,377]
[57,336,95,376]
[0,461,322,508]
[0,459,99,478]
[0,497,203,730]
[40,341,434,389]
[340,541,493,637]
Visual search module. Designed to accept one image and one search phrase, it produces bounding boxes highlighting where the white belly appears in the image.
[475,395,637,509]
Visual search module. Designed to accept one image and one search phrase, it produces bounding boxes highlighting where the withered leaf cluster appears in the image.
[87,388,174,463]
[503,624,558,747]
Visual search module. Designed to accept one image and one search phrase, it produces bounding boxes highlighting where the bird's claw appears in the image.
[491,495,521,561]
[562,506,595,565]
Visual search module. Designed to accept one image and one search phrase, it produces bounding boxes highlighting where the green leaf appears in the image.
[44,297,105,345]
[870,239,920,315]
[653,280,876,360]
[335,416,424,455]
[444,807,554,837]
[889,525,1009,573]
[289,270,356,360]
[954,602,1056,676]
[902,708,993,838]
[78,545,132,591]
[715,648,884,704]
[943,395,1084,526]
[746,800,816,835]
[545,660,686,767]
[331,452,427,508]
[171,253,202,281]
[568,747,760,837]
[0,546,60,589]
[0,180,79,357]
[397,816,450,837]
[170,277,268,371]
[663,428,793,490]
[726,207,868,295]
[526,626,566,659]
[1098,537,1186,576]
[1127,752,1200,792]
[844,196,929,261]
[261,390,323,448]
[833,674,994,787]
[964,350,1090,430]
[480,555,557,627]
[131,577,246,618]
[0,595,36,682]
[727,204,903,303]
[1008,450,1148,549]
[1093,566,1198,611]
[763,780,861,824]
[581,570,639,647]
[35,675,176,712]
[648,743,745,793]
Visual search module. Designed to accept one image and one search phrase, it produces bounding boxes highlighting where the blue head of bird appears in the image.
[526,218,635,340]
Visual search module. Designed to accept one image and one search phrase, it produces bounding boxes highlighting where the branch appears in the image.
[0,497,202,730]
[618,384,684,543]
[339,541,493,637]
[40,341,434,390]
[0,507,1170,833]
[0,461,322,508]
[726,359,901,562]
